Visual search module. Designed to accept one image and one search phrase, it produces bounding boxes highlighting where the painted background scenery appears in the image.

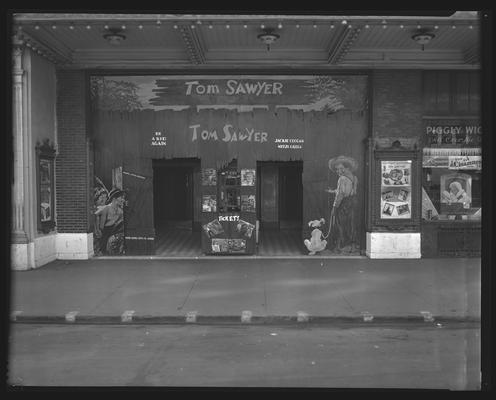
[90,75,367,113]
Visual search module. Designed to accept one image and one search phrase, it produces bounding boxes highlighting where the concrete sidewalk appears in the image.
[9,257,481,324]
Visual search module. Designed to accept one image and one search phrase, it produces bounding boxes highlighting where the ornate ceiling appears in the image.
[12,12,481,70]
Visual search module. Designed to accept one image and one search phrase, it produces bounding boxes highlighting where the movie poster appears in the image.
[201,168,217,185]
[202,195,217,212]
[241,169,256,186]
[211,238,246,253]
[241,194,256,212]
[203,219,225,238]
[236,220,255,238]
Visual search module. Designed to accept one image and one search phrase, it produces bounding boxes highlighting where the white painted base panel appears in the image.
[34,234,57,268]
[366,232,421,259]
[56,233,94,260]
[11,242,35,270]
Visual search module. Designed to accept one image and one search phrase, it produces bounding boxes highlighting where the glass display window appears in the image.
[422,167,481,221]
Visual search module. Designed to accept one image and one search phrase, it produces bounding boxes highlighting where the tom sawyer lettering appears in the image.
[185,80,284,96]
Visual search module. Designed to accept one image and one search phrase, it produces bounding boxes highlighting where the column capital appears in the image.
[12,35,25,76]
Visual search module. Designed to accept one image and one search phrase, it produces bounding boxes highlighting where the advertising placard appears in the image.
[380,160,412,219]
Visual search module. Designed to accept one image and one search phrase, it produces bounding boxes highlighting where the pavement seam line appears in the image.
[262,263,268,316]
[85,273,140,315]
[341,295,355,312]
[176,270,201,312]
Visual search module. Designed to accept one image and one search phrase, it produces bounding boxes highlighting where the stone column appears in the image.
[12,36,28,244]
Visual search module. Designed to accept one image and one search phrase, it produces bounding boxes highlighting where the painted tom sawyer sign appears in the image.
[91,75,367,112]
[90,74,368,256]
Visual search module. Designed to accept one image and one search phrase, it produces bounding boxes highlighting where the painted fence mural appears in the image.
[90,75,368,255]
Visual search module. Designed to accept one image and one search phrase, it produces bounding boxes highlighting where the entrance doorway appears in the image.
[152,158,201,256]
[257,161,305,255]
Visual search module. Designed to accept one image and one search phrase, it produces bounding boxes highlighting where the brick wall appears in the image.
[55,70,90,233]
[372,70,423,138]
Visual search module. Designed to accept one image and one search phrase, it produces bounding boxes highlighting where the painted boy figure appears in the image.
[326,155,359,253]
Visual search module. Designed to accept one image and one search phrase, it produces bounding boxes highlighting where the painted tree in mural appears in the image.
[304,76,366,113]
[304,76,345,113]
[90,77,143,112]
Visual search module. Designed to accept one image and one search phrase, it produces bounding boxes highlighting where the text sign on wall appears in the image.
[424,124,482,146]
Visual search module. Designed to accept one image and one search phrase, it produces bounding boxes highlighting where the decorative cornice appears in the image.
[463,45,479,65]
[13,13,479,22]
[329,27,361,64]
[179,26,206,65]
[14,27,73,66]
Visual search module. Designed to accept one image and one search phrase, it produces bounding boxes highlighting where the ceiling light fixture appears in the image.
[257,28,279,51]
[412,31,435,51]
[103,28,126,45]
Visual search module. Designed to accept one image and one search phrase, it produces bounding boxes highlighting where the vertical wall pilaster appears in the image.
[12,36,28,244]
[55,70,90,233]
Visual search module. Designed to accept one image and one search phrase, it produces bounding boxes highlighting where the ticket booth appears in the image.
[201,159,257,255]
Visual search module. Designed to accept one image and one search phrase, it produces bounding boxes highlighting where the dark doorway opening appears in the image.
[152,158,201,256]
[279,162,304,229]
[256,161,305,255]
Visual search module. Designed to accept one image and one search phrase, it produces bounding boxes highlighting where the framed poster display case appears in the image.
[35,139,56,234]
[368,138,421,231]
